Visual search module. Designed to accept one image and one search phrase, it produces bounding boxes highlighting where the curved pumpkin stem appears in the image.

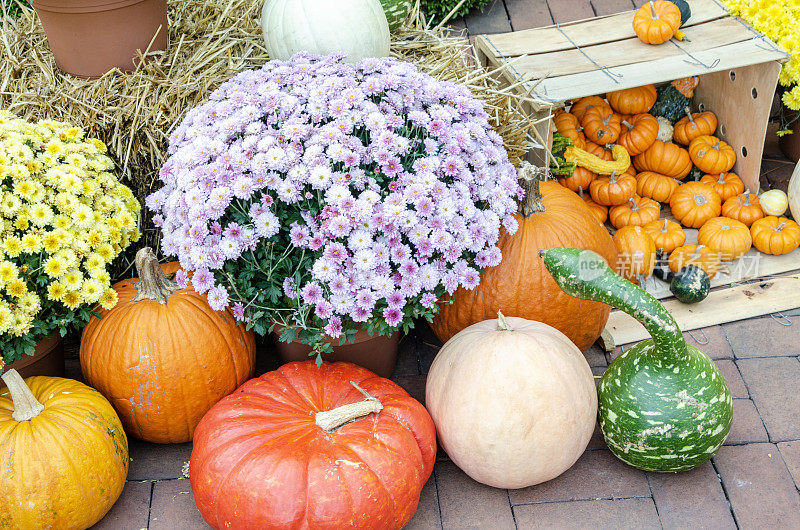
[315,381,383,432]
[133,247,180,305]
[684,107,694,123]
[661,218,669,233]
[649,0,659,19]
[1,369,44,422]
[743,189,752,207]
[518,162,546,217]
[775,222,786,232]
[622,120,634,132]
[609,171,618,184]
[717,173,726,184]
[497,311,513,331]
[628,197,639,211]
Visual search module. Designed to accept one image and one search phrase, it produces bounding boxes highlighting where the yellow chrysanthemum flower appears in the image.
[20,234,41,253]
[2,237,22,258]
[47,281,66,301]
[62,290,82,310]
[42,232,61,253]
[7,279,27,298]
[18,293,40,313]
[61,270,83,291]
[44,256,67,278]
[81,279,104,303]
[98,288,119,310]
[0,261,18,282]
[0,304,12,334]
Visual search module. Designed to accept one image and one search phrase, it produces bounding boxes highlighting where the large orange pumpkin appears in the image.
[0,370,128,529]
[431,166,618,351]
[190,361,437,530]
[617,113,659,156]
[689,135,736,174]
[80,247,256,443]
[633,140,693,179]
[607,85,657,115]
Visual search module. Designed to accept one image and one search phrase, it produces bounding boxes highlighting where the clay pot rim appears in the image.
[5,332,63,371]
[32,0,154,14]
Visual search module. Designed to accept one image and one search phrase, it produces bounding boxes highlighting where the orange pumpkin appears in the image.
[570,96,609,121]
[558,166,596,192]
[617,113,659,155]
[587,141,615,161]
[750,216,800,255]
[191,361,437,529]
[578,186,608,224]
[689,135,736,174]
[613,225,656,282]
[554,110,586,149]
[673,110,718,145]
[643,218,686,253]
[581,105,621,145]
[699,172,745,202]
[609,196,661,228]
[721,190,764,227]
[431,168,618,351]
[670,181,722,228]
[80,248,257,443]
[590,170,637,206]
[633,140,692,179]
[607,85,657,115]
[698,217,752,261]
[633,0,681,45]
[669,244,722,279]
[636,170,680,203]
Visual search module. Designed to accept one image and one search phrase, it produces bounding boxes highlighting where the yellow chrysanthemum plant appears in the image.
[0,110,140,371]
[724,0,800,135]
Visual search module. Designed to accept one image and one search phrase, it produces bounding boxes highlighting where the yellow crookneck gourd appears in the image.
[551,133,631,176]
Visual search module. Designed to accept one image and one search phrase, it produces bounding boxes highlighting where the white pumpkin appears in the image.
[788,162,800,221]
[261,0,391,63]
[759,189,789,216]
[425,313,597,489]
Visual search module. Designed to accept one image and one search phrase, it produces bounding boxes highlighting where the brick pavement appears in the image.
[78,1,800,527]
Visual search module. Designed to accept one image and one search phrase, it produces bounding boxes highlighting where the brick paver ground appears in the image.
[67,1,800,527]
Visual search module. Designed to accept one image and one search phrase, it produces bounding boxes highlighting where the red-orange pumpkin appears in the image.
[190,361,437,530]
[431,166,618,351]
[80,248,256,443]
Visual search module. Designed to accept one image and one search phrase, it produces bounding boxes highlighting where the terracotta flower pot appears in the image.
[31,0,168,78]
[274,329,401,378]
[779,112,800,163]
[1,333,65,385]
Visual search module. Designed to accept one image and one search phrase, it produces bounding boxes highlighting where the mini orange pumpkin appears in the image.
[558,166,596,192]
[643,218,686,253]
[636,171,680,203]
[633,0,681,45]
[586,141,615,161]
[750,216,800,255]
[669,244,722,279]
[554,110,586,149]
[721,190,764,227]
[609,196,661,228]
[613,225,656,282]
[578,186,608,224]
[698,217,752,261]
[699,172,745,202]
[617,113,659,156]
[670,182,722,228]
[590,170,637,206]
[607,85,657,115]
[582,105,621,145]
[633,140,692,179]
[689,135,736,174]
[673,109,718,145]
[570,96,609,121]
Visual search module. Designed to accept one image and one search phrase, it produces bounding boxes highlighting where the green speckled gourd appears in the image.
[670,265,710,303]
[550,133,576,177]
[651,84,691,123]
[667,0,691,24]
[380,0,412,31]
[540,247,732,472]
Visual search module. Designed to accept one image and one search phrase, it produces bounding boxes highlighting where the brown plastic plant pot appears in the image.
[1,333,65,386]
[273,328,401,378]
[779,111,800,163]
[30,0,168,78]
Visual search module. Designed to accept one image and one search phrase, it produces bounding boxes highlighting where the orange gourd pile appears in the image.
[552,74,794,304]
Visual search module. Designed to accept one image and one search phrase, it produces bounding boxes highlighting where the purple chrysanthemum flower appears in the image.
[383,307,403,327]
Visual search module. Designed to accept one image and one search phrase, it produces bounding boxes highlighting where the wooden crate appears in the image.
[474,0,790,192]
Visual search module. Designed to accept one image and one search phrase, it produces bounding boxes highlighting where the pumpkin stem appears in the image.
[661,218,669,232]
[743,190,752,207]
[609,171,618,184]
[497,310,513,331]
[713,140,721,151]
[315,381,383,432]
[691,245,705,260]
[685,107,694,123]
[628,197,639,211]
[518,162,546,217]
[649,0,658,18]
[717,173,725,184]
[133,247,180,304]
[0,369,44,422]
[775,222,786,232]
[622,119,634,131]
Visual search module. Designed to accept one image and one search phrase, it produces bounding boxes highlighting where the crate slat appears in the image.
[503,17,754,82]
[526,39,786,102]
[476,0,728,58]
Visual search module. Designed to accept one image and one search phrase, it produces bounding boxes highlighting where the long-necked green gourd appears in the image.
[540,247,732,472]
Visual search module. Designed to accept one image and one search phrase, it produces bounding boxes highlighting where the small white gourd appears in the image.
[759,189,789,216]
[261,0,391,63]
[656,116,674,143]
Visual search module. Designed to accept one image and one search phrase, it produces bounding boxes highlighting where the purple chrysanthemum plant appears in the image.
[147,53,522,357]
